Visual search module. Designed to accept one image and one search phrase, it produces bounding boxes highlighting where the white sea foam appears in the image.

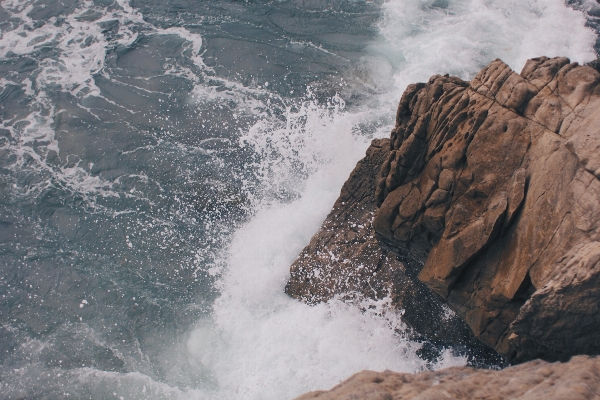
[0,0,138,199]
[183,94,465,400]
[369,0,597,107]
[186,133,444,400]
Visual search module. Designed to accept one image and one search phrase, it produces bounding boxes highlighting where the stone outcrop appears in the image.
[286,56,600,365]
[295,355,600,400]
[373,56,600,363]
[285,138,484,350]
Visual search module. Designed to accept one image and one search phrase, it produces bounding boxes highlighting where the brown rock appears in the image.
[374,57,600,363]
[285,139,481,348]
[295,355,600,400]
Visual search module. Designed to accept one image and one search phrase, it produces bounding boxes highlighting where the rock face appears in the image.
[373,56,600,363]
[285,139,482,349]
[286,56,600,365]
[295,355,600,400]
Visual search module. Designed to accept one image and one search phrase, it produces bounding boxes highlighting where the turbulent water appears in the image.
[0,0,597,398]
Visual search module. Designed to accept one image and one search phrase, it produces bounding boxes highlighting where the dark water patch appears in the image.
[132,0,382,99]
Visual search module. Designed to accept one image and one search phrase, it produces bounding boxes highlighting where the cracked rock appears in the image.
[286,56,600,366]
[375,57,600,363]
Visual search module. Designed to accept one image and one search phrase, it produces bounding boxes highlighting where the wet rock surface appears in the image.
[287,56,600,366]
[285,138,487,353]
[295,355,600,400]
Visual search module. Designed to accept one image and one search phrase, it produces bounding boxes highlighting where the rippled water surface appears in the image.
[0,0,597,398]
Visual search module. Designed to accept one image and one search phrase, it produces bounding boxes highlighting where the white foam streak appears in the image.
[372,0,597,101]
[0,0,139,97]
[159,27,206,71]
[0,0,213,201]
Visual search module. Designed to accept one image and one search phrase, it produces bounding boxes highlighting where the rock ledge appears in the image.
[296,355,600,400]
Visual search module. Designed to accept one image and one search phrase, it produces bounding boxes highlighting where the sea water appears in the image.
[0,0,597,398]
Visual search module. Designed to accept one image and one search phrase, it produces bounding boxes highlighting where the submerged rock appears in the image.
[286,56,600,365]
[295,355,600,400]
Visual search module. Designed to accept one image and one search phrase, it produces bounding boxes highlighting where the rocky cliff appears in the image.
[287,56,600,367]
[373,56,600,363]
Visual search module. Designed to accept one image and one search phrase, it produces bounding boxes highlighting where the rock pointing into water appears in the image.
[285,138,481,350]
[295,355,600,400]
[287,56,600,365]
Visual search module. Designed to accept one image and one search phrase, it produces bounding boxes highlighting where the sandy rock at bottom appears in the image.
[296,355,600,400]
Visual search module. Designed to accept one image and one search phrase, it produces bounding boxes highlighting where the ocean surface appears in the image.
[0,0,597,398]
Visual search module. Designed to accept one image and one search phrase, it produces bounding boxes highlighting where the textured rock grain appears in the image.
[373,57,600,363]
[285,139,478,346]
[286,56,600,365]
[295,355,600,400]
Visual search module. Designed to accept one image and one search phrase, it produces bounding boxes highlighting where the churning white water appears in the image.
[181,1,597,399]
